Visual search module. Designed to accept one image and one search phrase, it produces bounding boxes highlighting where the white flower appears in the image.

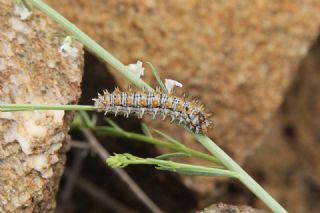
[14,3,32,20]
[128,60,144,77]
[165,79,183,93]
[59,37,78,58]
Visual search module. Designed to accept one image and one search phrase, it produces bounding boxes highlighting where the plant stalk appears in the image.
[194,134,287,213]
[93,126,221,165]
[28,0,153,92]
[107,154,237,178]
[0,104,96,111]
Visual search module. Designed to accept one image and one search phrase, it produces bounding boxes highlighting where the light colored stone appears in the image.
[0,1,83,212]
[198,203,268,213]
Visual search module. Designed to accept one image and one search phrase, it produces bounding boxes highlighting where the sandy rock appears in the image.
[0,1,83,212]
[197,203,268,213]
[243,37,320,213]
[47,0,320,193]
[205,38,320,213]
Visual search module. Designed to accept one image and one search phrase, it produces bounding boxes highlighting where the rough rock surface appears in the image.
[243,37,320,213]
[47,0,320,193]
[197,203,268,213]
[204,38,320,213]
[0,1,83,212]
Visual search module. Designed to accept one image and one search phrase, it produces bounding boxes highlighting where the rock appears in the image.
[243,36,320,213]
[47,0,320,193]
[206,37,320,213]
[0,1,83,212]
[197,203,268,213]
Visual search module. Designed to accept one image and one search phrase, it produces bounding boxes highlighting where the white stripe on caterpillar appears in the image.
[93,87,212,134]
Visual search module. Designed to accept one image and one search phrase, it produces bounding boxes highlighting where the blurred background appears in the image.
[45,1,320,212]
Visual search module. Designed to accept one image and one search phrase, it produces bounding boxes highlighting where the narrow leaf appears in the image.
[90,114,98,127]
[79,111,91,127]
[152,129,185,148]
[141,122,153,138]
[157,166,237,177]
[104,117,123,131]
[156,152,191,160]
[94,126,130,138]
[147,62,168,94]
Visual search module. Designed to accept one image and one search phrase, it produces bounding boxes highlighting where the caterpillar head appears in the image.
[195,111,212,134]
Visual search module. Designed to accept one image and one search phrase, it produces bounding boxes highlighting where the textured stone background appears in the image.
[1,0,320,212]
[0,1,83,212]
[244,37,320,213]
[197,203,268,213]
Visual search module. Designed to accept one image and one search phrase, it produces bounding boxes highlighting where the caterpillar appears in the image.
[93,87,212,134]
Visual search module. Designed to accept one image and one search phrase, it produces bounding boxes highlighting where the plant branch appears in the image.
[27,0,153,92]
[91,126,221,165]
[107,153,238,178]
[194,134,287,213]
[82,129,164,213]
[64,170,137,213]
[0,103,95,111]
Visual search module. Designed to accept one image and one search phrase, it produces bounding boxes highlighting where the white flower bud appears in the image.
[128,60,144,77]
[165,79,183,93]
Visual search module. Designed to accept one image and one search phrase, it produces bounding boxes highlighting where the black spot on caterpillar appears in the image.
[93,87,212,134]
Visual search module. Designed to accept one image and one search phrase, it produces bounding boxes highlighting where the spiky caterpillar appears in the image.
[93,87,212,134]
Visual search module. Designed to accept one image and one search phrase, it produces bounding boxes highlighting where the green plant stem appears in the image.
[26,1,287,212]
[142,158,237,177]
[0,104,96,111]
[28,0,153,92]
[107,154,237,178]
[194,134,287,213]
[93,126,221,165]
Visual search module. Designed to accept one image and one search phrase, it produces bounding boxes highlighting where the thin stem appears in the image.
[147,62,168,94]
[28,0,153,92]
[146,158,237,177]
[93,126,221,165]
[194,134,287,213]
[0,104,96,111]
[107,154,237,178]
[65,170,137,213]
[82,129,164,213]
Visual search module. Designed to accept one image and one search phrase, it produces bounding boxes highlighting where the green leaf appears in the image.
[94,126,130,138]
[16,0,32,11]
[71,113,83,128]
[141,122,153,138]
[104,117,123,131]
[152,129,185,148]
[156,165,236,177]
[149,158,237,177]
[91,114,98,127]
[107,154,237,178]
[156,152,191,160]
[106,153,144,168]
[79,111,97,128]
[72,112,97,129]
[147,62,168,94]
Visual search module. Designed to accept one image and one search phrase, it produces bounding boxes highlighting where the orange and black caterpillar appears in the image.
[93,87,212,134]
